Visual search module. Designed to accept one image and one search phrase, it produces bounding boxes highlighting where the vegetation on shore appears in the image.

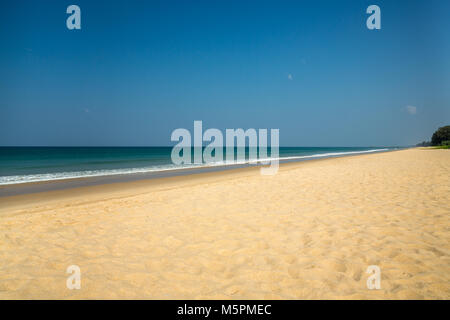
[416,125,450,149]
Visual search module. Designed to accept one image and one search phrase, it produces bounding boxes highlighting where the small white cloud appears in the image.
[406,105,417,115]
[84,108,90,113]
[287,74,293,80]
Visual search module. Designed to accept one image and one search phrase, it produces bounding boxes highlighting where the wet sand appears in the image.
[0,148,449,299]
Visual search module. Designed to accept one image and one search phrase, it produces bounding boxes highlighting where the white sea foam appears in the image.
[0,148,389,185]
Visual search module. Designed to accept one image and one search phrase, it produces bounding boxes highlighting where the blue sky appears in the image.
[0,0,449,146]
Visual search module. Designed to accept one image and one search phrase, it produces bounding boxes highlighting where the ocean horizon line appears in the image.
[0,145,405,148]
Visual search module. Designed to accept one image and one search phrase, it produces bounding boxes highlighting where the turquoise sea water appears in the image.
[0,147,393,185]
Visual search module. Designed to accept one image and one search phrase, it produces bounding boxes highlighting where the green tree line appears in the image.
[417,125,450,148]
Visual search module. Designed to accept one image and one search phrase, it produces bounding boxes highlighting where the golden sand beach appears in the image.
[0,148,449,299]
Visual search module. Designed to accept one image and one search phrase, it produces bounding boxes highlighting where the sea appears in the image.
[0,147,395,185]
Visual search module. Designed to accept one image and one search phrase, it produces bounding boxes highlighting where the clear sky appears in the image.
[1,0,449,146]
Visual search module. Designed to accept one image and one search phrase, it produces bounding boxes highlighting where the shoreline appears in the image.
[0,148,401,210]
[0,147,398,198]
